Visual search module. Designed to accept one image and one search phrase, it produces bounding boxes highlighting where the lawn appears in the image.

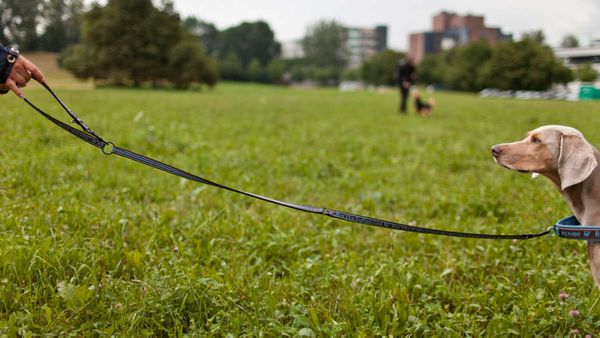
[1,82,600,335]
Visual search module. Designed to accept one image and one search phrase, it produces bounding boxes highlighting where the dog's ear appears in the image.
[558,134,598,190]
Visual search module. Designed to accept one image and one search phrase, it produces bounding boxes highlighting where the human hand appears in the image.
[0,55,45,98]
[402,81,410,89]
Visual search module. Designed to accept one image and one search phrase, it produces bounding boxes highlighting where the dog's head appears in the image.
[492,125,597,190]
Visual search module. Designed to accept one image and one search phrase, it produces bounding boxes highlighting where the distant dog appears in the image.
[492,125,600,288]
[413,90,435,116]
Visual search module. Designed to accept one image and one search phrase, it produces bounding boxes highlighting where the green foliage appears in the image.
[60,0,216,89]
[220,53,245,81]
[1,84,600,335]
[416,54,444,85]
[302,20,349,81]
[521,30,546,45]
[0,0,42,50]
[417,40,573,91]
[561,34,580,48]
[304,66,340,85]
[212,21,280,83]
[38,0,83,52]
[58,43,95,78]
[216,21,280,69]
[0,0,84,52]
[415,41,494,91]
[480,40,573,91]
[574,63,598,82]
[443,41,492,91]
[247,58,266,82]
[183,16,219,56]
[361,49,405,86]
[266,59,285,83]
[342,68,361,81]
[290,63,306,82]
[168,34,219,88]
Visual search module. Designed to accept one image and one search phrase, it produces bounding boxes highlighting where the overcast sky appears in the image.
[92,0,600,49]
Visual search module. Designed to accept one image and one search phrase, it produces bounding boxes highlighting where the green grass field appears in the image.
[1,82,600,335]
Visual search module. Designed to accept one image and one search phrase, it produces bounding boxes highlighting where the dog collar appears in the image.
[552,216,600,240]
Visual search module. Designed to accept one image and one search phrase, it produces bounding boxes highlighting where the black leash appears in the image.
[21,82,551,240]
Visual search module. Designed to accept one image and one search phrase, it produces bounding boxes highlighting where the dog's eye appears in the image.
[532,137,542,144]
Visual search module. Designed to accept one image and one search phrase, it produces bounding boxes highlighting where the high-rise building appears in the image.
[409,11,512,63]
[346,25,388,68]
[282,25,388,68]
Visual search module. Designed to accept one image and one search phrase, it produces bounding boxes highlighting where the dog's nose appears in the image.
[491,146,503,157]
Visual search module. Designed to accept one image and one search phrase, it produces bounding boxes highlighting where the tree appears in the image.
[168,33,218,88]
[61,0,217,88]
[59,43,95,78]
[219,53,245,81]
[574,63,598,82]
[302,20,349,69]
[266,59,284,83]
[416,54,444,85]
[561,34,580,48]
[38,0,84,52]
[521,30,546,45]
[443,40,492,91]
[247,58,266,82]
[416,39,573,91]
[183,17,218,56]
[360,49,404,86]
[414,41,493,91]
[0,0,43,50]
[480,40,573,91]
[72,0,182,84]
[0,0,86,52]
[216,21,280,68]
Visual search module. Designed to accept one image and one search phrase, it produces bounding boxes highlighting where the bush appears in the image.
[416,54,444,85]
[574,63,598,82]
[266,59,285,83]
[360,49,404,86]
[59,44,96,79]
[342,68,360,81]
[168,35,218,88]
[247,58,266,82]
[219,53,245,81]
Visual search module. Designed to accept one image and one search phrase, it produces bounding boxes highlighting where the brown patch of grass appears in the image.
[24,52,94,90]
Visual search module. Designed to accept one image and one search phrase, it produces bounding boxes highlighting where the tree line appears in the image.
[360,31,595,92]
[413,32,596,91]
[0,0,83,52]
[0,0,353,87]
[187,18,351,85]
[1,0,593,90]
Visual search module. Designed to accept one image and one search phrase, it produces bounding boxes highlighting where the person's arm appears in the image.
[0,43,45,97]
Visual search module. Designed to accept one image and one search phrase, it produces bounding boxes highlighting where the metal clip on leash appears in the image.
[21,81,553,240]
[36,82,115,155]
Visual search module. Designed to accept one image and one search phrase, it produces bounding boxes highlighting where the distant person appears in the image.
[0,43,45,98]
[413,89,435,116]
[396,56,416,114]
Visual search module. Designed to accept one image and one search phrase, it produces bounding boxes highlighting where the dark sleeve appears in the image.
[398,64,416,83]
[398,65,408,82]
[0,43,8,72]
